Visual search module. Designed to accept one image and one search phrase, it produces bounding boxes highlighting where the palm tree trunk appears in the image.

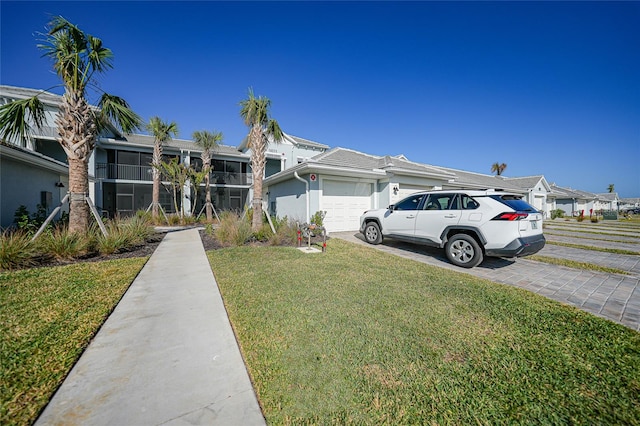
[152,143,162,219]
[250,125,266,231]
[68,157,90,234]
[204,169,212,221]
[56,91,96,234]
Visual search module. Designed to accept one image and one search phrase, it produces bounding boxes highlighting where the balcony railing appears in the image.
[96,163,252,185]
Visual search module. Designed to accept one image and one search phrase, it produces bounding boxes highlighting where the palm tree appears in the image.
[193,130,223,221]
[239,88,283,231]
[0,16,142,234]
[491,162,507,176]
[607,184,615,193]
[146,117,178,219]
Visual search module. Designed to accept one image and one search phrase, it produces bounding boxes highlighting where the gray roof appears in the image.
[594,192,619,201]
[312,148,455,179]
[503,175,545,190]
[550,184,597,200]
[0,85,64,106]
[432,166,525,192]
[289,135,329,150]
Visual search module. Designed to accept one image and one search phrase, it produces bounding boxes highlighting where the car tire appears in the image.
[445,234,483,268]
[363,221,382,245]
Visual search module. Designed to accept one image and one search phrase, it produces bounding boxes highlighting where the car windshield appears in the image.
[490,195,538,212]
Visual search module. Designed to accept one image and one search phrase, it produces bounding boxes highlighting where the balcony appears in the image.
[96,163,252,185]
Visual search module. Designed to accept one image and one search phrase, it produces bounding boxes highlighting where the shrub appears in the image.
[167,214,182,225]
[95,222,132,255]
[550,209,564,220]
[576,214,585,222]
[0,230,40,270]
[591,216,599,223]
[40,226,91,260]
[268,218,298,246]
[310,210,326,227]
[254,223,274,242]
[216,211,252,246]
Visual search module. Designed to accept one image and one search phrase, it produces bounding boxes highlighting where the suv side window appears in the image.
[460,194,479,210]
[423,194,458,210]
[394,194,425,211]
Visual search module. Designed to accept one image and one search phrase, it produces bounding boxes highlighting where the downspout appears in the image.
[294,171,310,223]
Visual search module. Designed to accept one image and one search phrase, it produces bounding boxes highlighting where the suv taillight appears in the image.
[492,212,528,221]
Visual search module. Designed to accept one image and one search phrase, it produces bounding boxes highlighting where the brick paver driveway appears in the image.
[332,220,640,331]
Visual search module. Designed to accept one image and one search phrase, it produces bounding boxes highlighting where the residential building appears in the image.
[0,85,330,228]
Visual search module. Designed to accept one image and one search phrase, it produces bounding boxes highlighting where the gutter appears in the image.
[294,171,310,223]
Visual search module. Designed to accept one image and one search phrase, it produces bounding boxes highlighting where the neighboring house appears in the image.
[593,192,619,212]
[549,184,598,217]
[262,148,543,232]
[500,175,552,217]
[0,84,328,228]
[620,198,640,211]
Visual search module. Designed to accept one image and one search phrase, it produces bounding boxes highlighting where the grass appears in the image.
[0,257,148,426]
[546,240,640,255]
[543,230,638,244]
[207,240,640,424]
[529,255,631,275]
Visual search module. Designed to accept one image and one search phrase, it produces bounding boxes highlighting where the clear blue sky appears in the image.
[2,1,639,197]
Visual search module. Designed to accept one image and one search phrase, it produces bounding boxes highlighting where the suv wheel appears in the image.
[363,222,382,244]
[445,234,483,268]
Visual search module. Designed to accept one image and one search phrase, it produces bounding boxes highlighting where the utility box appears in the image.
[602,210,618,220]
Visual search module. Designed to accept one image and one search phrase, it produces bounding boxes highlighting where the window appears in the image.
[460,194,479,210]
[394,194,425,210]
[424,194,457,210]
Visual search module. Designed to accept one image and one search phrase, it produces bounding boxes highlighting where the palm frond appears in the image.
[265,119,283,143]
[146,116,179,142]
[0,97,46,144]
[98,93,143,134]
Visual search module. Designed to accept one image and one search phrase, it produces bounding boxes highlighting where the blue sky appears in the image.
[1,1,639,197]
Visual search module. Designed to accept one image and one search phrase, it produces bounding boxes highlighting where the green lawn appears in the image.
[0,258,148,426]
[208,240,640,424]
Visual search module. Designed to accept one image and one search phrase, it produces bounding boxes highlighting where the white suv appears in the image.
[359,189,545,268]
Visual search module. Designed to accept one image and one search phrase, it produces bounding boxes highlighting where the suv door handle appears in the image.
[405,214,416,219]
[444,214,457,218]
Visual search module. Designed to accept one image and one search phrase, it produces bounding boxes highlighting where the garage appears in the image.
[321,179,373,232]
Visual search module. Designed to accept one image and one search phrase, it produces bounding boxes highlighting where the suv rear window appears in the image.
[490,195,538,212]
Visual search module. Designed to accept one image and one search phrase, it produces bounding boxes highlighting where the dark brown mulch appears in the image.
[27,232,167,270]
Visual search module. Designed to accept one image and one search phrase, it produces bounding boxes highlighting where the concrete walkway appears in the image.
[35,228,265,426]
[332,232,640,331]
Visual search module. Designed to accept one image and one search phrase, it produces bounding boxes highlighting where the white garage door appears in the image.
[322,180,372,232]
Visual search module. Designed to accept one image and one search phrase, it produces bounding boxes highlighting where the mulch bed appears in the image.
[21,227,328,270]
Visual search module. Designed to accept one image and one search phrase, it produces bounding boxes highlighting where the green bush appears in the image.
[310,210,325,227]
[216,211,252,246]
[550,209,565,220]
[0,230,40,271]
[254,223,274,242]
[40,226,91,260]
[268,218,298,246]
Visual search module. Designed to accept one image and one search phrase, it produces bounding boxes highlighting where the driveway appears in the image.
[331,221,640,331]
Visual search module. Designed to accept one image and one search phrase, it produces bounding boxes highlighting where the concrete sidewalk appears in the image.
[35,228,265,426]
